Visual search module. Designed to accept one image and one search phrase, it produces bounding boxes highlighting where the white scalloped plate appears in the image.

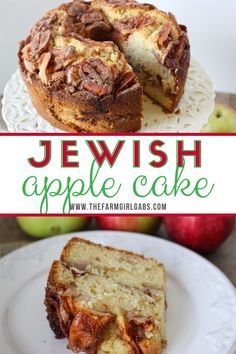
[0,231,236,354]
[1,58,215,133]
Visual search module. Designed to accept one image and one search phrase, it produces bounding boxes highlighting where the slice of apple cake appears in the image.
[45,237,167,353]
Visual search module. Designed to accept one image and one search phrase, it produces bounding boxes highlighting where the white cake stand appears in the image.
[1,58,215,133]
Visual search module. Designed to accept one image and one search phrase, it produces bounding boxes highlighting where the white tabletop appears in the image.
[0,0,235,93]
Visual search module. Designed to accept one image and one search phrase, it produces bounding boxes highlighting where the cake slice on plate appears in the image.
[45,237,167,353]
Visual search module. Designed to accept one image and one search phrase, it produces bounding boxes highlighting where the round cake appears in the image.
[18,0,190,133]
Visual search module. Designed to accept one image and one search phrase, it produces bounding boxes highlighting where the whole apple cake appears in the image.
[19,0,190,133]
[45,237,167,353]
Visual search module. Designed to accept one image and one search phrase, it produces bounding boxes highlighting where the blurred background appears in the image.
[0,216,235,286]
[0,0,236,93]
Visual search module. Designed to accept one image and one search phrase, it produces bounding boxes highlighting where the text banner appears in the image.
[0,134,235,215]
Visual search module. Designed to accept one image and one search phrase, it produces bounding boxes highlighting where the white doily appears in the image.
[1,58,215,133]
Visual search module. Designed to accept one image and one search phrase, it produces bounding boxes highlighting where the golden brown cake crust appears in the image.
[61,237,157,262]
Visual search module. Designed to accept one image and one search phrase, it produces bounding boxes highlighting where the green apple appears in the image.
[17,217,91,238]
[202,104,236,132]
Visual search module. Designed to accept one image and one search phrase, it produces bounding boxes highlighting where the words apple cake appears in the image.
[19,0,190,133]
[45,237,167,353]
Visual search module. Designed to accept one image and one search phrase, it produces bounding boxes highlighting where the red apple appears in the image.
[96,216,162,234]
[164,216,235,254]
